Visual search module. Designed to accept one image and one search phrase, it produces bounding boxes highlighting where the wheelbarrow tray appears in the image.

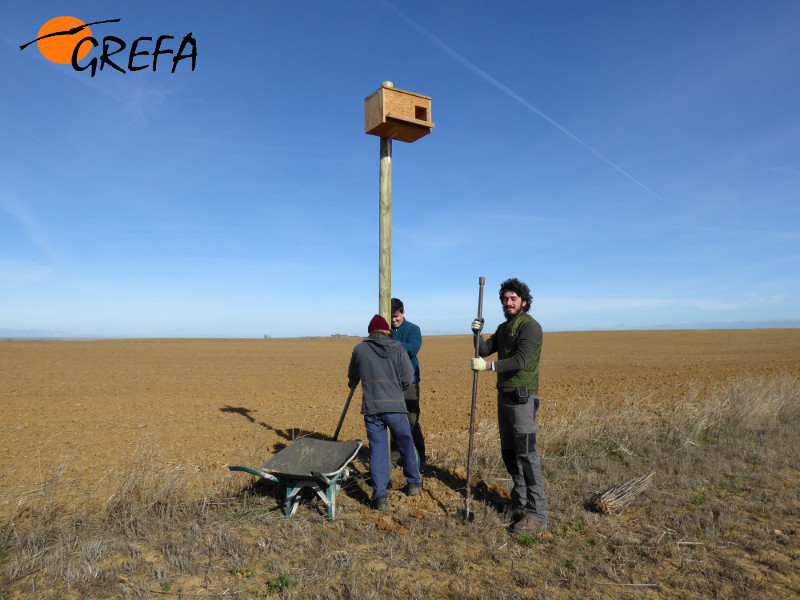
[230,438,362,519]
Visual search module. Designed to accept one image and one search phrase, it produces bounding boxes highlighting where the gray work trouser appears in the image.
[497,389,547,522]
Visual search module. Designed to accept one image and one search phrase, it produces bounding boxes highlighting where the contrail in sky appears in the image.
[380,1,662,200]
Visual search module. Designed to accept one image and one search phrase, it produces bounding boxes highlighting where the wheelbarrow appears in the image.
[229,438,362,520]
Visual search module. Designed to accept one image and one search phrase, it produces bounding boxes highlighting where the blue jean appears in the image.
[364,412,421,500]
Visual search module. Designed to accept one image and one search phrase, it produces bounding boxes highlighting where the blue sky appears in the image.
[2,1,799,338]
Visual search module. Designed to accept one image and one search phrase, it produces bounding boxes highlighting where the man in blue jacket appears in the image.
[390,297,426,468]
[348,314,422,510]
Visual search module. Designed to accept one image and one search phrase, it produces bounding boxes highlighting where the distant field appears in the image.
[2,329,798,497]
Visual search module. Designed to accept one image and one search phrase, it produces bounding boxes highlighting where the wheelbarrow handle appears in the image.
[228,465,279,483]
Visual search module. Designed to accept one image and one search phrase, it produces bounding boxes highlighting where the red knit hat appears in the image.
[368,314,390,333]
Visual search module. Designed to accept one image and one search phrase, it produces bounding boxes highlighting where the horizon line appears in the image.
[3,321,799,342]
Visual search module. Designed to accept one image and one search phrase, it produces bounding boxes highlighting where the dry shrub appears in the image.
[543,372,800,457]
[1,460,86,538]
[543,390,668,457]
[437,419,507,481]
[0,486,114,597]
[103,443,195,536]
[668,372,800,443]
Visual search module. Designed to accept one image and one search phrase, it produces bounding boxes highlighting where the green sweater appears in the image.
[477,313,542,390]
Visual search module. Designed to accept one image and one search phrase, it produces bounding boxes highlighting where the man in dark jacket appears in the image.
[389,297,426,467]
[348,314,422,510]
[470,278,547,534]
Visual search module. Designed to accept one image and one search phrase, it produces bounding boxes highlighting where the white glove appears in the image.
[471,318,484,333]
[471,357,489,371]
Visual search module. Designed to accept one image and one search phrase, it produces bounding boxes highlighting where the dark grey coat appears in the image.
[348,333,413,415]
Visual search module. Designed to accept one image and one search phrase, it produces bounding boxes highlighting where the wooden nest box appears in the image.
[364,84,434,143]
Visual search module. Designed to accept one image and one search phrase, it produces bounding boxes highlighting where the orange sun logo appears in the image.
[19,17,196,77]
[35,16,93,64]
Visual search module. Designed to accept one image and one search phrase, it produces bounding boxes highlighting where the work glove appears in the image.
[471,357,489,371]
[471,318,484,333]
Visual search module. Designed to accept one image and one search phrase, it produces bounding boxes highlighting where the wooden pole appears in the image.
[378,82,393,456]
[378,82,393,321]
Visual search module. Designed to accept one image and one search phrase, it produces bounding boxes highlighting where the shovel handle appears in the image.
[333,385,357,441]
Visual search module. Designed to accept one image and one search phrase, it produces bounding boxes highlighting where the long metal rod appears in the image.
[464,276,485,520]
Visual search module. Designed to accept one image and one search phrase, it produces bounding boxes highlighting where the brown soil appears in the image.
[2,329,800,598]
[2,329,799,508]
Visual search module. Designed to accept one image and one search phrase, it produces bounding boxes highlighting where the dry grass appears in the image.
[2,373,800,599]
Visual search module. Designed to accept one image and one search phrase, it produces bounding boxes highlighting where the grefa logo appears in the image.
[19,16,197,76]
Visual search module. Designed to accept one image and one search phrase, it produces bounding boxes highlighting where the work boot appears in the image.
[504,504,526,523]
[406,482,422,496]
[511,515,546,535]
[372,496,389,511]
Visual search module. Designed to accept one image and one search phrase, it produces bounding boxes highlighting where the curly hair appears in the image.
[498,278,533,312]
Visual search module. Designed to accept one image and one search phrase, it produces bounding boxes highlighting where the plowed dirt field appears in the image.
[2,329,798,506]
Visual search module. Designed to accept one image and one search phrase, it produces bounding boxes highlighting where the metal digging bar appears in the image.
[463,276,485,522]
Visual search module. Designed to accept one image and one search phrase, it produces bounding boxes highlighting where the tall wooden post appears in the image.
[364,81,434,321]
[379,98,393,320]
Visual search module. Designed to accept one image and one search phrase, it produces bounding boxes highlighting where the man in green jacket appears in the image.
[470,278,547,534]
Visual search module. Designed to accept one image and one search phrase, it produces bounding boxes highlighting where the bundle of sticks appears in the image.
[591,471,655,515]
